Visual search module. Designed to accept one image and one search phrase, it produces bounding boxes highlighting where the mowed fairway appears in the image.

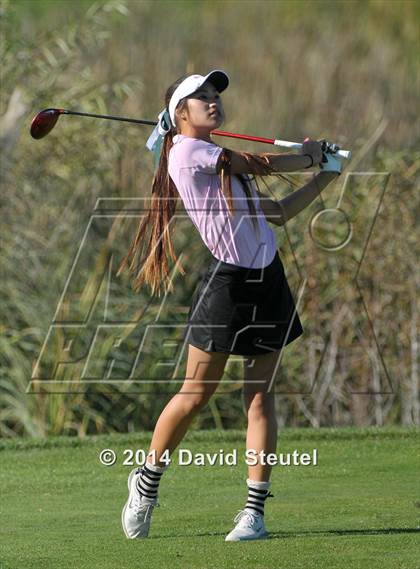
[0,428,419,569]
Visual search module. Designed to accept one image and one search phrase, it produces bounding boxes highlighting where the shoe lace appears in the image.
[233,492,275,526]
[134,502,154,521]
[133,493,160,519]
[233,509,259,528]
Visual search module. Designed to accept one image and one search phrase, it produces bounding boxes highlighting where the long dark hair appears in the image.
[117,74,299,297]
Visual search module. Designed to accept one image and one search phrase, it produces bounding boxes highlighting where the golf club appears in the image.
[29,108,351,159]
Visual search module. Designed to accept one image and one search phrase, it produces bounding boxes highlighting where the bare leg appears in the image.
[243,351,280,482]
[146,345,229,467]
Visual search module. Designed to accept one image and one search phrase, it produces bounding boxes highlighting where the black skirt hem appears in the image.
[185,327,303,357]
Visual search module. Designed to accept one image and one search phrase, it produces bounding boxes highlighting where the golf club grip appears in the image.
[274,139,351,160]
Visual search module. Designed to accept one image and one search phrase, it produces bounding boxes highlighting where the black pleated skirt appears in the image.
[183,250,304,356]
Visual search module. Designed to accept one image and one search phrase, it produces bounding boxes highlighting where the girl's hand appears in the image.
[301,138,325,166]
[319,151,344,174]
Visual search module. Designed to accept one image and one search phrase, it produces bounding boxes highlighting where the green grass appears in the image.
[0,428,419,569]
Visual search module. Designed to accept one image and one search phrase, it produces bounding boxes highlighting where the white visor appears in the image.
[168,69,229,129]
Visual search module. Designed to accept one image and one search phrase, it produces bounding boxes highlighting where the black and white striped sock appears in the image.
[244,478,274,516]
[136,461,168,502]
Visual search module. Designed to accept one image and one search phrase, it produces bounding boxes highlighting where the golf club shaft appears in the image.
[56,109,351,158]
[212,129,350,158]
[60,109,157,127]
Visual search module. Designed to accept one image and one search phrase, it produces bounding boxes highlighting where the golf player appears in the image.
[120,70,343,541]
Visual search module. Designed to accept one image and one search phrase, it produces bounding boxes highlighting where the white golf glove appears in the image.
[319,151,344,175]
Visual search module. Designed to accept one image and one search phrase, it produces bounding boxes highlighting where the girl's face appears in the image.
[176,81,225,140]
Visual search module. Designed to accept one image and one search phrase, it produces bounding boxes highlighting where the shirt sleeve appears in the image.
[179,138,223,174]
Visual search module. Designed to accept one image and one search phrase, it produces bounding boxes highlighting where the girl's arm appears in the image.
[256,171,339,226]
[257,152,314,172]
[216,146,322,175]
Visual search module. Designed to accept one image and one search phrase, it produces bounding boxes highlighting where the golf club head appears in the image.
[30,108,62,139]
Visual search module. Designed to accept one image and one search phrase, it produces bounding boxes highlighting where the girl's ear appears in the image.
[176,102,189,123]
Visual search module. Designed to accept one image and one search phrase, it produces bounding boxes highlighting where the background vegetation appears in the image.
[1,0,419,437]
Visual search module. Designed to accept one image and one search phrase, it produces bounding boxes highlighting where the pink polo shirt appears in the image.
[168,134,277,268]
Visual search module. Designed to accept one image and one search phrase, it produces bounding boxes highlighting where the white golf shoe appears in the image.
[121,467,160,539]
[225,509,269,541]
